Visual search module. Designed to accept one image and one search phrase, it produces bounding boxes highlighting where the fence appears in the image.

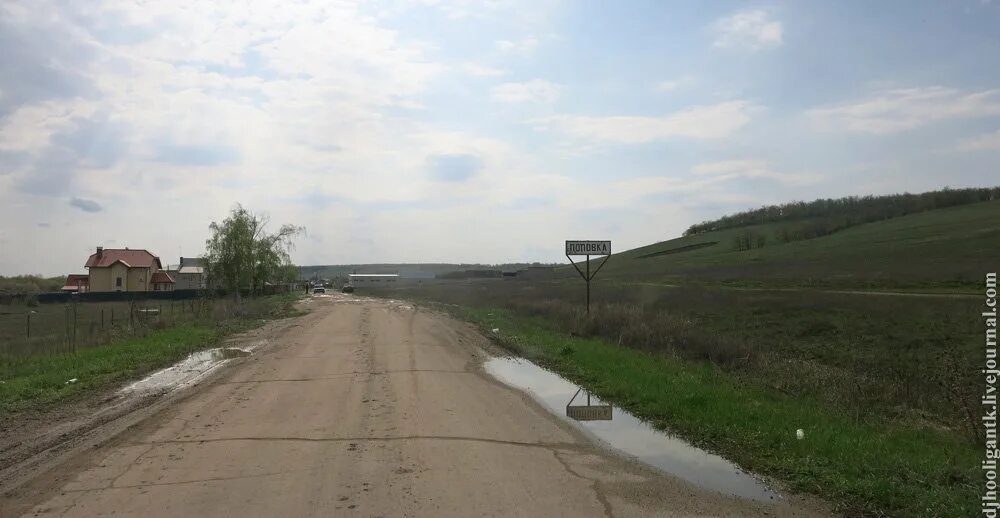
[0,297,254,364]
[0,285,295,306]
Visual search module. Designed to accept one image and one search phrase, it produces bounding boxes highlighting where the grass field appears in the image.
[381,281,981,434]
[557,199,1000,290]
[0,294,302,416]
[0,297,276,363]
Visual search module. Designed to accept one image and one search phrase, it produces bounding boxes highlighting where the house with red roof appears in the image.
[84,247,175,292]
[61,274,90,293]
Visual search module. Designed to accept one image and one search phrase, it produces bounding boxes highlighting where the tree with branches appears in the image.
[204,204,303,301]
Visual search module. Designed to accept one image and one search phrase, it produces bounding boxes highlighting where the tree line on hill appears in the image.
[686,186,1000,238]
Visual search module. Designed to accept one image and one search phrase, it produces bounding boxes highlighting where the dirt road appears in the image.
[4,295,826,517]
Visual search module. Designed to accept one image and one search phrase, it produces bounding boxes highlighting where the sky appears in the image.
[1,0,1000,276]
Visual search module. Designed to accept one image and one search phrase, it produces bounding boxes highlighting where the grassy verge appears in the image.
[454,306,978,517]
[379,282,980,433]
[0,294,303,416]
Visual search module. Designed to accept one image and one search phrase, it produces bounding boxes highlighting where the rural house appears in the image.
[84,247,175,292]
[165,257,207,290]
[60,274,90,293]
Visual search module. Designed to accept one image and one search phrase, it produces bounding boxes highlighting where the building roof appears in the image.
[177,266,204,274]
[86,249,162,269]
[61,274,89,292]
[150,271,175,284]
[348,273,399,278]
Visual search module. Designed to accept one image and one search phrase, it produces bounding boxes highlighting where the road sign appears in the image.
[565,239,611,313]
[565,240,611,256]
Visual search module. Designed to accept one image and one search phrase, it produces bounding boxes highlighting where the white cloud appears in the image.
[401,0,558,22]
[0,0,468,273]
[953,129,1000,152]
[491,79,561,103]
[495,37,539,52]
[655,76,695,93]
[692,159,821,186]
[807,87,1000,134]
[713,9,783,51]
[532,101,756,144]
[462,63,508,77]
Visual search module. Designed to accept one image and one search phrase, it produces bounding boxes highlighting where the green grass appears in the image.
[557,200,1000,290]
[380,281,981,430]
[0,294,304,416]
[0,325,219,415]
[459,306,978,517]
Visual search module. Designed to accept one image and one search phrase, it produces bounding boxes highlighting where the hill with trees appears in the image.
[684,187,1000,242]
[583,195,1000,290]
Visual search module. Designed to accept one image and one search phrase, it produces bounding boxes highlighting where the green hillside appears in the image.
[583,199,1000,290]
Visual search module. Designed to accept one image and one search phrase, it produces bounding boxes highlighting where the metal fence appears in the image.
[0,297,249,364]
[0,285,295,306]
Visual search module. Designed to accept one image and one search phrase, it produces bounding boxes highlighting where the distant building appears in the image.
[151,271,176,291]
[84,247,175,292]
[347,273,399,287]
[61,274,90,293]
[167,257,207,290]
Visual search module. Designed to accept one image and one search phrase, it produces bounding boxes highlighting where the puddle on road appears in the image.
[215,347,251,359]
[120,347,253,395]
[312,292,414,311]
[484,357,779,502]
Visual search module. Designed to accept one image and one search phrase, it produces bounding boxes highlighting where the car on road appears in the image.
[341,285,354,293]
[312,285,326,294]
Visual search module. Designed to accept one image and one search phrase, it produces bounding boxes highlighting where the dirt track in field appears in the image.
[2,294,828,517]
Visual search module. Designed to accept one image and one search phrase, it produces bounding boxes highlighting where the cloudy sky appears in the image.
[2,1,999,276]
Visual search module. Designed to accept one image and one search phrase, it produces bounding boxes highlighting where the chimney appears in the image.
[96,246,103,257]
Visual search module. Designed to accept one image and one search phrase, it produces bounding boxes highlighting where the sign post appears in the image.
[565,240,611,314]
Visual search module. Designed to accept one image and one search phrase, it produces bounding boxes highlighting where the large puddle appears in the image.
[484,357,779,502]
[120,346,255,395]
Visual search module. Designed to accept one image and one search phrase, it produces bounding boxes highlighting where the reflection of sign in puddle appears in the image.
[484,356,779,502]
[566,388,612,421]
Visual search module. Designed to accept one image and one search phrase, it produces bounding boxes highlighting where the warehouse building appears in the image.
[347,273,399,287]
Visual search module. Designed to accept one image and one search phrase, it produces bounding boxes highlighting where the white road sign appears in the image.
[565,240,611,256]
